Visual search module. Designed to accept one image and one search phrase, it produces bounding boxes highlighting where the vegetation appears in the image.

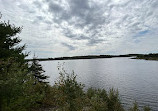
[0,14,48,111]
[133,53,158,61]
[42,69,124,111]
[0,60,47,111]
[29,56,48,83]
[26,54,133,61]
[0,14,27,63]
[0,13,152,111]
[42,69,151,111]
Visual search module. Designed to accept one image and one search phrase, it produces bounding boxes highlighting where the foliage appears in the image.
[129,102,151,111]
[86,88,124,111]
[42,69,152,111]
[0,59,47,111]
[0,14,27,62]
[42,69,125,111]
[0,13,47,111]
[143,106,151,111]
[29,56,48,83]
[129,102,140,111]
[135,53,158,60]
[54,69,85,111]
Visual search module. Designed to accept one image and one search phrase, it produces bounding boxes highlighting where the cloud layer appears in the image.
[0,0,158,58]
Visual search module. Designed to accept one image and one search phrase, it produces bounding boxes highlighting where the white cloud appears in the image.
[0,0,158,58]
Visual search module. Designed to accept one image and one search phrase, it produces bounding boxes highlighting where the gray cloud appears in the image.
[61,42,76,50]
[36,16,45,21]
[87,38,105,46]
[33,1,42,9]
[41,0,157,47]
[62,28,89,40]
[41,0,113,45]
[1,0,158,57]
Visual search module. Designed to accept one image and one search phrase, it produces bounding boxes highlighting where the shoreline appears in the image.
[26,53,158,61]
[26,54,133,61]
[131,57,158,61]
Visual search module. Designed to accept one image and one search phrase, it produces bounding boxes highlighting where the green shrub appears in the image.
[0,59,47,111]
[129,102,151,111]
[129,102,140,111]
[86,88,124,111]
[143,106,151,111]
[54,70,85,111]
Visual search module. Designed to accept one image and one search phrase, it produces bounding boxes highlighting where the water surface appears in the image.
[40,57,158,110]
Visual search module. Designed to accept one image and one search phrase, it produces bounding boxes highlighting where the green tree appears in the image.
[0,13,27,62]
[0,13,47,111]
[29,56,48,83]
[0,59,47,111]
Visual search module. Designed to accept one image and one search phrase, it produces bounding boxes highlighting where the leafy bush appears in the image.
[54,69,85,111]
[86,88,124,111]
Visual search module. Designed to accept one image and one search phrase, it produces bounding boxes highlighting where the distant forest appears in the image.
[26,53,158,61]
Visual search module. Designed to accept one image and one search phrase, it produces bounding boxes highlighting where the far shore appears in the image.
[131,53,158,61]
[25,54,137,61]
[131,57,158,61]
[26,53,158,61]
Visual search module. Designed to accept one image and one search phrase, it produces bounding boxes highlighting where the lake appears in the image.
[40,57,158,110]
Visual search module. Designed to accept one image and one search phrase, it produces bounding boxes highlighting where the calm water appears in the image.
[40,57,158,110]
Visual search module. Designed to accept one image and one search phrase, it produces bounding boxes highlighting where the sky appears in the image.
[0,0,158,58]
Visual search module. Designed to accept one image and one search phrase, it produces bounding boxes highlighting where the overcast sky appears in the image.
[0,0,158,58]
